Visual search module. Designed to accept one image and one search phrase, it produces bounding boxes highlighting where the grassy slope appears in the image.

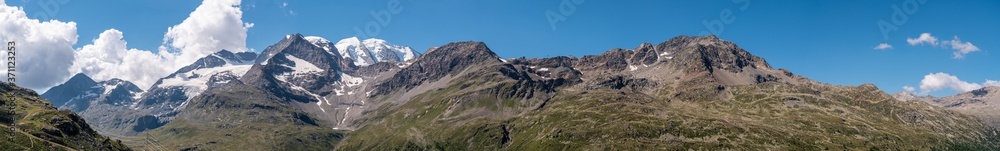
[0,84,131,151]
[123,84,346,150]
[337,64,554,150]
[338,79,1000,150]
[505,82,998,150]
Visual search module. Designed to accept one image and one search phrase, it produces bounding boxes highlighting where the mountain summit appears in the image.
[41,73,143,112]
[41,73,100,109]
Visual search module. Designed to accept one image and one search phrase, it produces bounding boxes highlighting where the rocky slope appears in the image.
[1,83,131,150]
[896,86,1000,128]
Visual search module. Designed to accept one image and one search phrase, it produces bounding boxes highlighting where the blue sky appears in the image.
[8,0,999,96]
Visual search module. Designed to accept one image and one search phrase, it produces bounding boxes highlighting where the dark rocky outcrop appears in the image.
[585,75,654,91]
[664,36,770,73]
[372,41,502,96]
[574,48,632,72]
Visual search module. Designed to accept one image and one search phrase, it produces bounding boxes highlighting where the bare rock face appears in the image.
[585,75,654,91]
[927,86,1000,128]
[567,35,792,90]
[574,48,632,72]
[242,33,348,103]
[659,35,771,74]
[629,43,659,66]
[97,79,143,106]
[373,41,502,96]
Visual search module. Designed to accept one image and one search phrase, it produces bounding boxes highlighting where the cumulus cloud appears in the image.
[907,33,939,46]
[873,43,893,50]
[986,80,1000,87]
[0,2,78,92]
[902,86,915,92]
[68,0,253,90]
[0,0,253,92]
[71,29,174,89]
[946,36,980,59]
[904,33,982,59]
[162,0,252,69]
[917,72,997,94]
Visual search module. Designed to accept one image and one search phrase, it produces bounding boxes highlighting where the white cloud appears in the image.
[986,80,1000,87]
[917,72,995,94]
[0,0,254,92]
[162,0,252,70]
[905,33,982,59]
[907,33,938,46]
[69,0,254,90]
[873,43,893,50]
[902,86,915,92]
[281,2,288,8]
[946,36,980,59]
[0,2,78,92]
[71,29,174,89]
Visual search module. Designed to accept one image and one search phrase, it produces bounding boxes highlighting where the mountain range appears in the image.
[33,34,1000,150]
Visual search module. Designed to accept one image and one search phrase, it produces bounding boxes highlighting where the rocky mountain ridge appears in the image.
[894,86,1000,128]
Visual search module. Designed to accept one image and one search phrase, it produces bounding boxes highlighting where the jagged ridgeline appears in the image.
[0,83,131,150]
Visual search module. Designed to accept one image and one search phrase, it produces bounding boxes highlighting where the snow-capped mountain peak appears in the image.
[336,36,362,47]
[136,50,258,114]
[304,36,335,54]
[41,74,143,112]
[362,38,418,61]
[332,36,420,66]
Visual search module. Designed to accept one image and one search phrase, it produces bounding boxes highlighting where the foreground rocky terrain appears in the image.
[0,83,131,150]
[43,34,1000,150]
